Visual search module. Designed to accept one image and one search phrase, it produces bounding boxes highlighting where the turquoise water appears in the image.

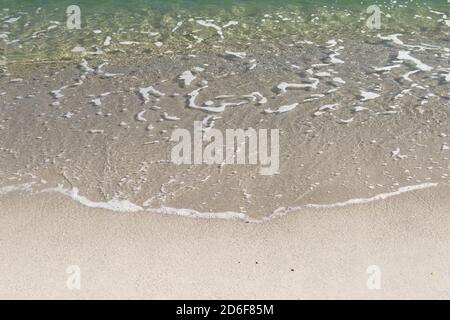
[1,0,450,62]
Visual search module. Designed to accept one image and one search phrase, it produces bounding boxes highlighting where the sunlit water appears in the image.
[1,1,450,220]
[1,0,449,62]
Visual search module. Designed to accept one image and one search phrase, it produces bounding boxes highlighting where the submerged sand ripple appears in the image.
[1,3,450,219]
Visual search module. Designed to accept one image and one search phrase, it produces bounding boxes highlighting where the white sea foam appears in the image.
[187,85,208,109]
[315,72,331,77]
[224,51,246,59]
[264,183,438,221]
[373,64,401,72]
[329,46,345,64]
[103,36,112,46]
[337,117,354,124]
[223,21,238,28]
[398,50,432,72]
[353,106,369,113]
[91,98,101,106]
[162,112,180,121]
[276,79,319,93]
[33,182,443,223]
[377,34,404,45]
[360,90,380,101]
[440,69,450,82]
[178,70,196,86]
[319,104,338,111]
[402,70,419,82]
[0,182,35,195]
[71,46,86,53]
[139,86,165,104]
[332,77,346,84]
[172,21,183,33]
[119,41,140,45]
[186,86,246,113]
[305,183,437,208]
[4,17,21,24]
[50,86,68,99]
[79,59,94,73]
[196,20,224,39]
[136,110,147,122]
[88,129,104,134]
[45,186,143,212]
[264,103,299,114]
[0,182,440,223]
[242,92,267,105]
[325,39,337,48]
[391,147,408,160]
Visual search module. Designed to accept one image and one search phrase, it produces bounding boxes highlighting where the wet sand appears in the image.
[1,186,449,299]
[1,37,450,219]
[1,1,450,300]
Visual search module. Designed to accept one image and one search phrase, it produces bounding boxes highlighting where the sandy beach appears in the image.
[1,185,449,299]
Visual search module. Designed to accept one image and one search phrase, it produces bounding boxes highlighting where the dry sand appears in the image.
[1,186,449,299]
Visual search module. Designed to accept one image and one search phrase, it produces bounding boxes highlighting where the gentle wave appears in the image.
[0,182,438,223]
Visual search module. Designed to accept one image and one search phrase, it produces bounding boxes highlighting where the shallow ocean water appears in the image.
[1,1,450,220]
[1,0,450,63]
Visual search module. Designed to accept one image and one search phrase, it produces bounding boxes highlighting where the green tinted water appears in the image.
[1,0,449,63]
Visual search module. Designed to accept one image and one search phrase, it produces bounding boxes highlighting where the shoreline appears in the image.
[1,186,449,299]
[0,181,440,222]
